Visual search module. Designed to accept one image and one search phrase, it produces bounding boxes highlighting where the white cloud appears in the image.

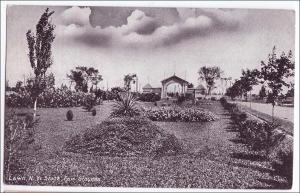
[118,9,158,35]
[60,6,91,26]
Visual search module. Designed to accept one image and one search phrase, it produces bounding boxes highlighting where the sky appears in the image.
[6,5,295,92]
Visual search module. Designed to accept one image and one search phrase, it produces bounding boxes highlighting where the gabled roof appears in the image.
[142,83,152,89]
[195,84,207,90]
[161,75,189,84]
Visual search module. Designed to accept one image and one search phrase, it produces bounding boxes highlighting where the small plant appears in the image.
[66,110,73,121]
[25,113,34,128]
[91,108,96,116]
[83,94,96,111]
[176,94,185,104]
[220,97,227,106]
[111,92,140,117]
[272,149,293,188]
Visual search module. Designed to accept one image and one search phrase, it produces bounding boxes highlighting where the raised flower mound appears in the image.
[142,107,217,122]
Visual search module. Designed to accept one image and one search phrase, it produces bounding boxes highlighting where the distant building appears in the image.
[142,84,152,93]
[187,83,207,98]
[142,84,162,94]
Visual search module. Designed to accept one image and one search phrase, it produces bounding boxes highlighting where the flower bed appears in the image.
[64,116,183,157]
[142,107,217,122]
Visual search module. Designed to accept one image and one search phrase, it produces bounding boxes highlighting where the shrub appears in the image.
[142,107,217,122]
[271,149,293,188]
[231,112,248,124]
[139,93,160,102]
[220,97,227,106]
[5,88,104,108]
[4,113,37,182]
[64,116,183,157]
[66,110,73,121]
[91,108,96,116]
[176,94,185,104]
[111,92,140,117]
[237,120,285,153]
[211,97,217,101]
[25,113,34,128]
[83,94,96,111]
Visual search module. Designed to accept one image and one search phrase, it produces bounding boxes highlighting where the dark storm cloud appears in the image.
[89,6,179,28]
[57,6,246,48]
[73,30,111,47]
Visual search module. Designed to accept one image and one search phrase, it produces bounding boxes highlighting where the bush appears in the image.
[5,88,103,108]
[83,94,97,112]
[237,120,285,153]
[111,92,140,117]
[220,97,227,106]
[211,97,217,101]
[66,110,73,121]
[176,94,185,104]
[91,108,96,116]
[271,149,293,188]
[4,113,37,182]
[138,93,160,102]
[231,112,248,124]
[142,107,217,122]
[64,116,183,157]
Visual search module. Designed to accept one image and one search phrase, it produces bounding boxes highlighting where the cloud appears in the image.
[89,7,179,28]
[60,6,91,26]
[56,6,245,48]
[121,15,213,47]
[119,9,159,35]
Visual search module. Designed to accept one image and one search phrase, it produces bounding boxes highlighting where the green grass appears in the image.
[4,101,290,188]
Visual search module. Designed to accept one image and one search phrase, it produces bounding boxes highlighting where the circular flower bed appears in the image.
[64,116,183,157]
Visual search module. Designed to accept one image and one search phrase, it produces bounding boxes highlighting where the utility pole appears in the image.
[136,76,138,93]
[23,74,26,86]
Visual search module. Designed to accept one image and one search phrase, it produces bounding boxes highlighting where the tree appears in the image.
[6,81,11,91]
[15,81,23,92]
[260,46,294,121]
[187,83,194,88]
[67,66,102,92]
[239,69,259,108]
[67,70,85,91]
[226,79,243,100]
[259,85,267,100]
[45,72,55,88]
[124,73,137,91]
[26,8,55,119]
[198,66,222,96]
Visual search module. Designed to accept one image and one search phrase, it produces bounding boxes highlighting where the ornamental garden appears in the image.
[4,8,294,189]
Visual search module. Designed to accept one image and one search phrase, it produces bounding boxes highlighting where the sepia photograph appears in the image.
[1,1,298,192]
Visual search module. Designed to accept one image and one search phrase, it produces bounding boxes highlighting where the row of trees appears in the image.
[23,8,295,121]
[226,46,295,119]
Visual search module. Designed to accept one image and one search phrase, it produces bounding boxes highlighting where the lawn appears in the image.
[4,101,289,189]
